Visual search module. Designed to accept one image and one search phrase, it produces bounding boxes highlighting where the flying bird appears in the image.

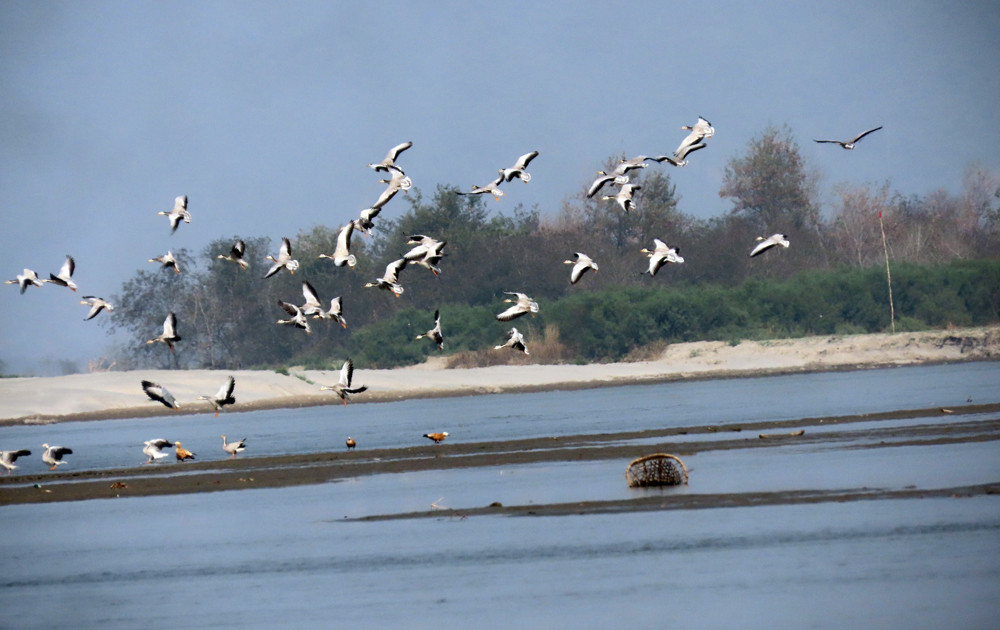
[422,432,449,444]
[674,116,715,160]
[198,376,236,417]
[565,252,598,284]
[640,239,685,276]
[80,296,114,320]
[320,296,348,328]
[142,439,174,464]
[364,258,407,297]
[353,206,382,237]
[368,141,413,172]
[1,449,32,474]
[749,233,790,257]
[496,292,539,321]
[157,195,191,234]
[264,237,300,278]
[319,358,368,406]
[415,309,444,351]
[458,174,505,200]
[149,251,181,274]
[318,221,357,267]
[44,255,77,291]
[217,240,249,269]
[147,312,181,352]
[41,444,73,470]
[814,126,883,150]
[174,441,196,461]
[142,379,181,410]
[404,235,447,276]
[495,327,529,354]
[276,300,311,334]
[5,269,45,294]
[221,435,247,459]
[587,170,630,198]
[602,183,641,213]
[499,150,540,183]
[378,164,413,194]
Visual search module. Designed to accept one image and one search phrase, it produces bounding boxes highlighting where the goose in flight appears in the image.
[379,164,413,194]
[319,358,368,406]
[149,251,181,274]
[603,183,641,213]
[299,282,346,326]
[458,174,505,200]
[5,268,45,294]
[495,327,529,354]
[174,441,196,461]
[640,238,685,276]
[44,255,77,291]
[500,150,540,183]
[198,376,236,417]
[496,292,539,321]
[264,237,299,278]
[217,240,249,269]
[565,252,598,284]
[221,435,247,458]
[404,234,446,276]
[147,312,181,352]
[814,126,882,150]
[142,379,181,409]
[276,299,311,334]
[80,295,114,320]
[587,170,630,198]
[320,295,348,328]
[1,449,32,474]
[142,439,174,464]
[318,221,357,267]
[364,258,407,297]
[674,116,715,160]
[749,233,790,257]
[158,195,191,234]
[353,206,382,237]
[368,141,413,172]
[423,432,449,443]
[41,444,73,471]
[415,309,444,351]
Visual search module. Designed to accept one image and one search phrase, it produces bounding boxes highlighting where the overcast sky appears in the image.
[2,1,998,374]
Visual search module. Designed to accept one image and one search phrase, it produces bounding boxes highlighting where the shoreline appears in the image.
[1,326,997,426]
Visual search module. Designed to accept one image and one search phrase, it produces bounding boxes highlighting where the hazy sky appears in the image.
[2,1,999,374]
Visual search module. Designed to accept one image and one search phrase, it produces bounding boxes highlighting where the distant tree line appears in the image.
[103,125,1000,369]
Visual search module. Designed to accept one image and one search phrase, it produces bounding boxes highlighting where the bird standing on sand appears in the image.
[496,292,539,321]
[44,255,77,291]
[149,251,181,274]
[41,444,73,470]
[264,237,300,278]
[147,312,182,352]
[423,432,449,444]
[319,359,368,406]
[749,233,790,257]
[174,441,196,461]
[814,126,882,150]
[142,380,181,410]
[346,437,356,450]
[80,296,114,321]
[565,252,598,284]
[495,327,529,354]
[1,449,32,474]
[221,435,247,458]
[415,309,444,351]
[157,195,191,234]
[499,150,539,183]
[217,240,249,269]
[142,439,174,464]
[5,269,45,294]
[198,376,236,417]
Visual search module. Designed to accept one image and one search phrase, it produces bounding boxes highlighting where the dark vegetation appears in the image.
[104,126,1000,369]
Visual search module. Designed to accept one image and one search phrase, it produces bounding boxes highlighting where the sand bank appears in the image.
[1,326,997,425]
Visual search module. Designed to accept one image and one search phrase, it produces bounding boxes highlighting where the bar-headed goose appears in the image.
[749,233,790,257]
[565,252,598,284]
[368,141,413,172]
[5,269,45,294]
[44,255,77,291]
[496,292,539,321]
[198,376,236,416]
[494,327,529,354]
[217,240,249,269]
[147,312,181,351]
[500,150,539,183]
[264,237,299,278]
[814,126,882,150]
[157,195,191,234]
[142,379,181,409]
[415,309,444,351]
[41,444,73,470]
[319,358,368,406]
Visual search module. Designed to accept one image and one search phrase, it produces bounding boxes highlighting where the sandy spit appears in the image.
[1,326,997,426]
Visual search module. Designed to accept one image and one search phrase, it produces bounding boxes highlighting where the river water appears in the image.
[2,362,999,629]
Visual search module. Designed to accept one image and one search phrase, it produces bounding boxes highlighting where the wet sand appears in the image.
[3,403,998,508]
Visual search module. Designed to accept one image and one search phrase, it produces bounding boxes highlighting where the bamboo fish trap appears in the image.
[626,454,689,487]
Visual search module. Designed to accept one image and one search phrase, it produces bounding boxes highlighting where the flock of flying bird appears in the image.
[2,119,883,473]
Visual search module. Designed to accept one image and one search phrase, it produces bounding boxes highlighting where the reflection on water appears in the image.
[2,363,999,629]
